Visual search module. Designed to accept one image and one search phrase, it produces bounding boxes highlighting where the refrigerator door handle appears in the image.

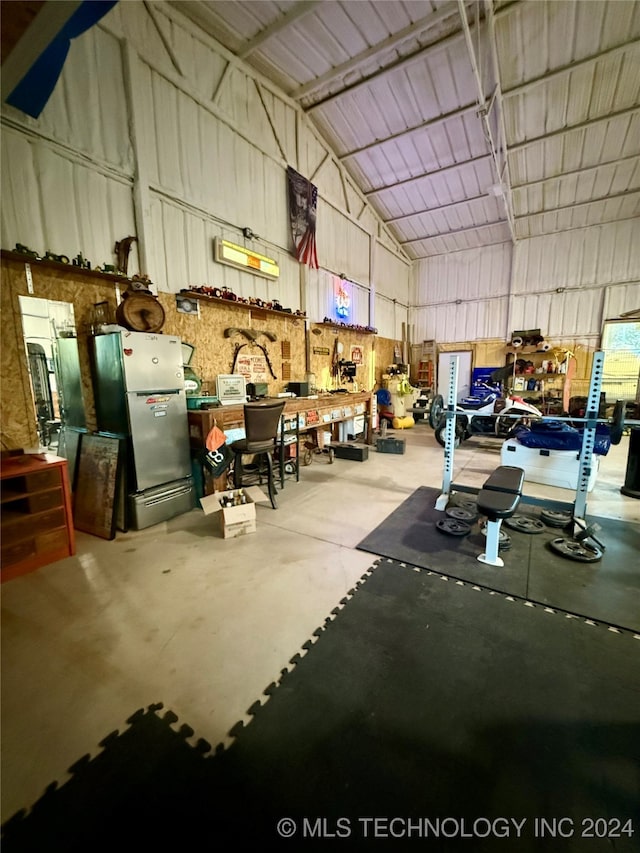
[141,486,193,507]
[134,389,182,396]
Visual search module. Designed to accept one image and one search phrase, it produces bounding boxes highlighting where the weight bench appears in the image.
[476,465,525,567]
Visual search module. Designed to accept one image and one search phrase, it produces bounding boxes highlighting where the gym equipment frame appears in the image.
[435,352,638,528]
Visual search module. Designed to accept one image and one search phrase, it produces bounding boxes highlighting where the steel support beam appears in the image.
[458,0,516,242]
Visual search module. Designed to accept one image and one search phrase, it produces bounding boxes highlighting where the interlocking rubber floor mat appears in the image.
[3,560,639,852]
[357,486,640,632]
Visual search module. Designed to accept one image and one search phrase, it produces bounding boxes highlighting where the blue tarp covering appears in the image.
[512,420,611,456]
[6,1,117,119]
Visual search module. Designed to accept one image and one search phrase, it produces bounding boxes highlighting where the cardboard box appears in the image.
[376,437,406,454]
[199,486,269,538]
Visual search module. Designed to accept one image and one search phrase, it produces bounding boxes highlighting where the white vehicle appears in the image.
[429,383,543,447]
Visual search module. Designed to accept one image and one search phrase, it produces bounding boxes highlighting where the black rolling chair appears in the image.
[230,400,286,509]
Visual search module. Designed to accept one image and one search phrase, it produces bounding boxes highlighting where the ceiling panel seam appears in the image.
[338,102,479,161]
[384,192,493,224]
[413,238,512,259]
[516,187,640,219]
[508,106,640,154]
[514,189,640,220]
[293,2,470,102]
[502,38,640,100]
[303,17,479,115]
[401,220,507,244]
[512,153,640,189]
[365,153,494,197]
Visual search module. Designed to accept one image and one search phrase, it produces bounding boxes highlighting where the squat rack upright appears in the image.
[434,351,628,525]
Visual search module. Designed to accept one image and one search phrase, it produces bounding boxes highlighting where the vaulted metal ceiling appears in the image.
[171,0,640,259]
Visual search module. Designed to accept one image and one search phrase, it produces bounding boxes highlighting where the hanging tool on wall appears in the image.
[230,341,278,379]
[224,327,277,342]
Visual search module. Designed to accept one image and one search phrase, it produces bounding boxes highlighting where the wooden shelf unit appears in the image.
[505,348,574,413]
[1,452,75,582]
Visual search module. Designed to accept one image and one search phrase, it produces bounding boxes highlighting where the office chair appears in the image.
[230,400,286,509]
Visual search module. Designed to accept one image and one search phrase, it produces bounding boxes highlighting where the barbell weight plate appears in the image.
[609,400,625,446]
[504,515,546,534]
[540,509,573,528]
[436,518,472,536]
[429,395,445,429]
[478,523,512,550]
[549,538,603,563]
[445,506,477,522]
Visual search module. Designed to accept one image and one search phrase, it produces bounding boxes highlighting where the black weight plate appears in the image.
[429,394,445,429]
[478,523,512,550]
[457,499,478,513]
[504,515,546,534]
[446,506,477,522]
[540,509,573,528]
[436,518,471,536]
[549,537,603,563]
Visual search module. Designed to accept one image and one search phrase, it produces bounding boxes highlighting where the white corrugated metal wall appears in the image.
[2,1,638,345]
[410,222,640,345]
[0,1,411,327]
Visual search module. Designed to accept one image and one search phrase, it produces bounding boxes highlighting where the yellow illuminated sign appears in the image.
[214,238,279,280]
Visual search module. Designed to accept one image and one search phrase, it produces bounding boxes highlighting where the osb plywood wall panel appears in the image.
[375,336,401,385]
[157,294,306,396]
[1,256,118,450]
[474,339,508,368]
[308,324,376,393]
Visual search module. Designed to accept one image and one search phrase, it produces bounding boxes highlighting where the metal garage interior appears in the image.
[1,2,639,848]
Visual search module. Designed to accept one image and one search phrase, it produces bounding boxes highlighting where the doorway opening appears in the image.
[601,320,640,414]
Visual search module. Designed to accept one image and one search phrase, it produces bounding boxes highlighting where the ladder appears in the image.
[414,340,436,392]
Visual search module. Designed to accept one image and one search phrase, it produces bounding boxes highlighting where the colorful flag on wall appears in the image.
[287,166,319,269]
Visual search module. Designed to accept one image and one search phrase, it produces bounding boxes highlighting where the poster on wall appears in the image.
[350,345,363,365]
[287,166,319,269]
[236,353,269,383]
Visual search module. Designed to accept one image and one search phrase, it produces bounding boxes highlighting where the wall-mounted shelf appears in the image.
[1,250,131,285]
[317,321,377,335]
[180,290,306,321]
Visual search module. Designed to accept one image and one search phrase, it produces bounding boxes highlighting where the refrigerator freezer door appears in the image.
[128,477,196,530]
[127,390,191,490]
[119,331,184,392]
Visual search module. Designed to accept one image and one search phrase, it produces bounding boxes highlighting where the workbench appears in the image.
[187,391,374,450]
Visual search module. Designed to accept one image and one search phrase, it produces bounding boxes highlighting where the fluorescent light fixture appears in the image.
[214,238,279,280]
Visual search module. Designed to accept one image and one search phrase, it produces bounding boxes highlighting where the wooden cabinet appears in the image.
[1,452,75,582]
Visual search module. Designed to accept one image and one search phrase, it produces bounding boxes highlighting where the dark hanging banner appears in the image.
[287,166,319,269]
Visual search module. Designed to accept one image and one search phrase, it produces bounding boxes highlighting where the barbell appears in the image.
[431,398,637,446]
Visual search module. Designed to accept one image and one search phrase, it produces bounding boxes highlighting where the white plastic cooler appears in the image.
[500,438,599,491]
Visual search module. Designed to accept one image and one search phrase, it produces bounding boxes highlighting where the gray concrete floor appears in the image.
[2,425,639,823]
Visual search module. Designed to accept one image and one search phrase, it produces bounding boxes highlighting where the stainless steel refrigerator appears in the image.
[91,331,195,530]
